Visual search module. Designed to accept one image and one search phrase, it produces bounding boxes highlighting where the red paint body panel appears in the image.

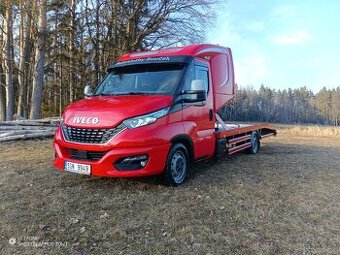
[63,95,173,128]
[54,111,184,177]
[119,44,236,111]
[118,44,225,61]
[53,44,276,178]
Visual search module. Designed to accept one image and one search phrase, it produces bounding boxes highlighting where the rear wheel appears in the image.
[247,131,260,154]
[161,143,189,186]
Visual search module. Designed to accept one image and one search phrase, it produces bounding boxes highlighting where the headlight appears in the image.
[123,107,169,129]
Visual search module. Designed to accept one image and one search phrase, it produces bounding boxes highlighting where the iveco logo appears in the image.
[73,116,99,124]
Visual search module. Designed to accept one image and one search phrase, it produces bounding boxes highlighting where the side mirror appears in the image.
[182,79,207,103]
[84,85,93,97]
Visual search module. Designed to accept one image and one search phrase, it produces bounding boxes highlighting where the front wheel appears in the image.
[161,143,189,186]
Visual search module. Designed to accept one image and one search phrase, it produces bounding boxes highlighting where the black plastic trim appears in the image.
[170,134,195,162]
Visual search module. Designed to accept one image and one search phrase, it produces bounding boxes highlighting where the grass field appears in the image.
[0,125,340,254]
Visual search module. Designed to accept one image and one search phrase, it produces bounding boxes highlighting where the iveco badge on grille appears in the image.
[73,116,99,124]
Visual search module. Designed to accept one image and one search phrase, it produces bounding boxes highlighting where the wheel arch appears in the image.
[170,134,194,162]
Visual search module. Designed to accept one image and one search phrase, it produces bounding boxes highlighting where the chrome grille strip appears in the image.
[61,123,125,144]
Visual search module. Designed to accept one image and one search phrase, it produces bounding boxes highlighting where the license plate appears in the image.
[64,161,91,175]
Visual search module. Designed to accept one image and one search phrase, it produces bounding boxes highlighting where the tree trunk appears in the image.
[69,0,76,103]
[0,68,6,121]
[111,0,119,60]
[95,0,100,86]
[0,18,6,121]
[30,0,46,119]
[79,1,86,97]
[17,2,32,118]
[52,8,59,116]
[59,55,63,116]
[3,4,14,121]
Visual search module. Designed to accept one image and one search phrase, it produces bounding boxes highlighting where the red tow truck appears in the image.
[53,44,276,186]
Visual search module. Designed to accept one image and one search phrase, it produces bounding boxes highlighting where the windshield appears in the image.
[94,63,185,96]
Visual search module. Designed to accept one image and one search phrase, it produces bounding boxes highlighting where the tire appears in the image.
[246,131,260,154]
[161,143,189,186]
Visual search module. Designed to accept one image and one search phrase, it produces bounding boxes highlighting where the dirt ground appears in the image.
[0,126,340,254]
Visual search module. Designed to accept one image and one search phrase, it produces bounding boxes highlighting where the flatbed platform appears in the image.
[216,123,277,139]
[214,120,277,155]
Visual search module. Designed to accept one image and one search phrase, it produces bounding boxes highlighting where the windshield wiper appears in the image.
[92,92,117,96]
[114,92,150,95]
[93,92,154,96]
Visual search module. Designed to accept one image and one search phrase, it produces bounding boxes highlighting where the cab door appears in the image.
[182,60,215,159]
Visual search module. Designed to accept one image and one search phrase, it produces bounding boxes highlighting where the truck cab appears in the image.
[53,44,275,186]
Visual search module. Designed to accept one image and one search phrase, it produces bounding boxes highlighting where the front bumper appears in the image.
[53,142,170,177]
[53,127,171,178]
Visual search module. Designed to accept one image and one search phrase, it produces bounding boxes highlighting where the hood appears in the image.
[63,95,173,128]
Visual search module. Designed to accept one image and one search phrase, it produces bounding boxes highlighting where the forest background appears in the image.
[0,0,339,126]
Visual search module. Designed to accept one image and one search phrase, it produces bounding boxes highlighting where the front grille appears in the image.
[69,149,106,161]
[61,123,125,144]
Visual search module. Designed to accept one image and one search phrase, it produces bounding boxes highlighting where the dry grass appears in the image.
[0,125,340,254]
[277,124,340,137]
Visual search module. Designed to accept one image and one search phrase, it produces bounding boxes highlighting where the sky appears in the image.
[207,0,340,93]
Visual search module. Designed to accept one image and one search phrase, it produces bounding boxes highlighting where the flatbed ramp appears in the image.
[214,118,277,155]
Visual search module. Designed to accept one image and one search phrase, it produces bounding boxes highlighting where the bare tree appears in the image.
[1,0,218,119]
[30,0,46,119]
[68,0,76,103]
[0,14,6,121]
[2,2,14,121]
[17,1,33,118]
[137,0,216,49]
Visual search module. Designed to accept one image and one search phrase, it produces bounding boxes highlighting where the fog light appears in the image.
[115,155,149,170]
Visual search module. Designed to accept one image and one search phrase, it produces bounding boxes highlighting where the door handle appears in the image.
[209,109,213,121]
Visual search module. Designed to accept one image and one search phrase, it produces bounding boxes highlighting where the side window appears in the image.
[195,66,209,93]
[183,64,195,91]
